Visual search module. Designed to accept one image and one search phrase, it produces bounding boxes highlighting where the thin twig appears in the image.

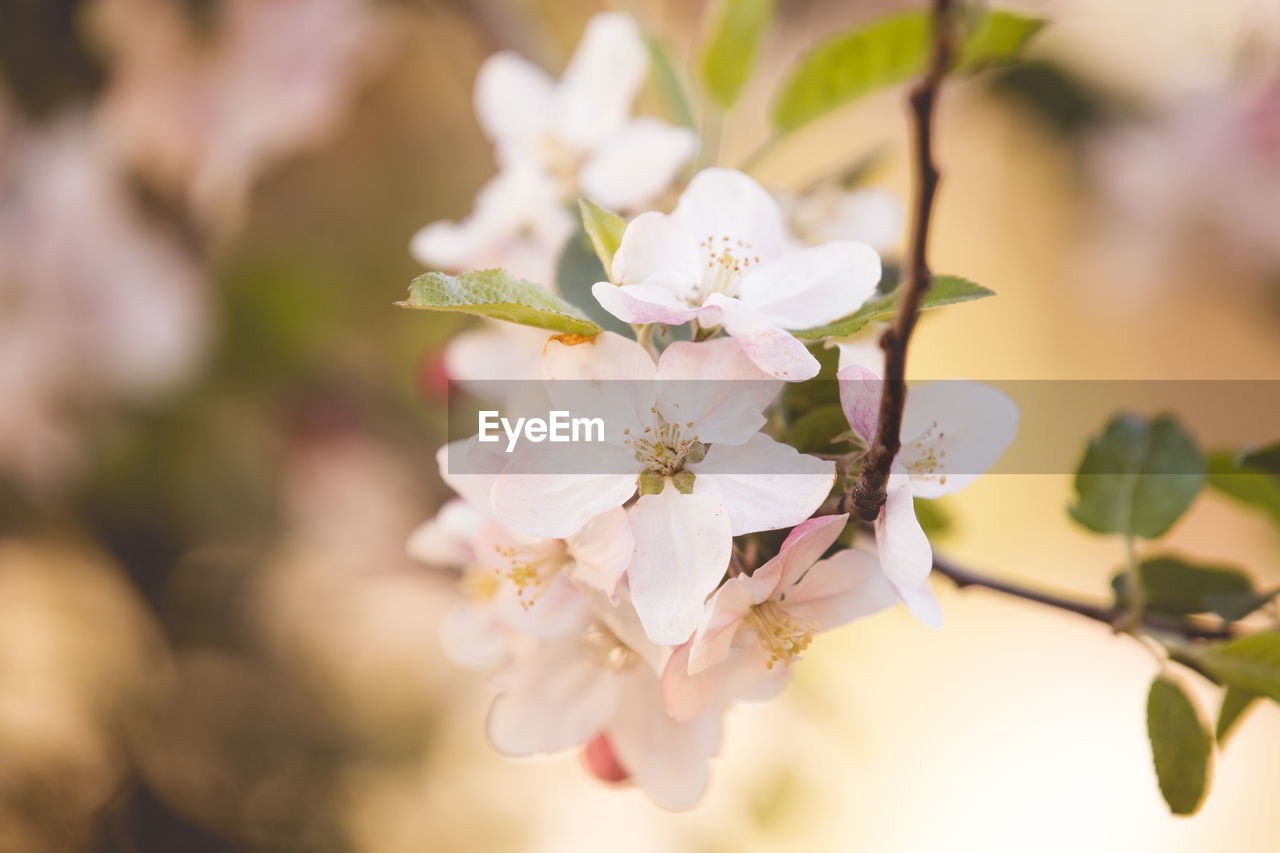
[848,0,956,521]
[931,553,1236,641]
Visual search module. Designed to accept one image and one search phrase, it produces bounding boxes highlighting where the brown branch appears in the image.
[848,0,957,522]
[931,553,1236,641]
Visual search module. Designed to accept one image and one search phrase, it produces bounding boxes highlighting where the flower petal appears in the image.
[670,168,791,262]
[492,571,592,638]
[836,362,883,444]
[892,576,944,629]
[473,51,555,151]
[565,507,634,598]
[627,483,733,645]
[580,118,698,210]
[543,328,657,382]
[410,166,571,285]
[444,322,550,384]
[874,468,933,587]
[406,498,485,567]
[489,450,637,538]
[703,293,821,380]
[609,668,722,810]
[686,575,763,674]
[662,640,790,722]
[486,638,624,756]
[542,330,658,445]
[611,210,701,287]
[654,338,780,445]
[773,513,849,588]
[793,186,903,251]
[436,438,509,516]
[592,280,701,326]
[440,601,510,671]
[781,547,898,631]
[739,241,881,330]
[554,13,649,152]
[899,381,1020,497]
[689,433,835,536]
[835,334,886,377]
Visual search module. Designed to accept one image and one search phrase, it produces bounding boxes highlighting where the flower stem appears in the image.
[930,553,1234,641]
[847,0,956,522]
[1121,533,1146,632]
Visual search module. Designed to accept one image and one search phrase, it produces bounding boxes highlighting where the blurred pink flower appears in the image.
[0,113,208,489]
[91,0,383,233]
[1089,75,1280,285]
[410,12,696,288]
[485,586,723,811]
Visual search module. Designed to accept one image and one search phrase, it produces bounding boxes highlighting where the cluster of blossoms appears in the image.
[408,13,1019,809]
[0,0,382,490]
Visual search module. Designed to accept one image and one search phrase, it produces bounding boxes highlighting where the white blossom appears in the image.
[593,168,883,380]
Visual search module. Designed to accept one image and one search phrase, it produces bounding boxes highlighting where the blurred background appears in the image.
[1,0,1279,850]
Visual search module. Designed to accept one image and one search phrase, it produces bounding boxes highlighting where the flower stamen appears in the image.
[747,601,814,669]
[493,542,571,610]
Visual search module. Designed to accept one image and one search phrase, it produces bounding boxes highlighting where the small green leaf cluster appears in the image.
[1070,417,1280,815]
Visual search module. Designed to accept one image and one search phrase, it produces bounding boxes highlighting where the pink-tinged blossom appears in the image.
[92,0,383,233]
[662,514,897,721]
[472,13,696,210]
[490,333,835,644]
[592,168,883,380]
[485,588,723,811]
[411,13,695,285]
[415,446,635,664]
[0,114,208,490]
[410,163,574,287]
[438,320,557,420]
[783,183,903,252]
[836,365,1021,627]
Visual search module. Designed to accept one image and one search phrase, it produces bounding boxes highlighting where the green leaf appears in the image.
[1068,414,1204,539]
[914,497,953,538]
[1204,590,1276,623]
[578,198,628,278]
[555,228,634,338]
[701,0,774,109]
[647,36,697,128]
[771,8,1045,133]
[1146,675,1213,816]
[792,274,994,340]
[1216,687,1258,745]
[1111,556,1254,618]
[1207,450,1280,525]
[1242,442,1280,476]
[788,404,860,455]
[779,342,841,417]
[399,269,601,337]
[956,7,1047,67]
[1198,634,1280,704]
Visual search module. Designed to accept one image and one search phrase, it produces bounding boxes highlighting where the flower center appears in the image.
[540,134,583,197]
[623,407,704,477]
[695,234,761,303]
[583,622,641,672]
[904,418,946,476]
[747,601,813,669]
[461,565,500,602]
[491,541,572,610]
